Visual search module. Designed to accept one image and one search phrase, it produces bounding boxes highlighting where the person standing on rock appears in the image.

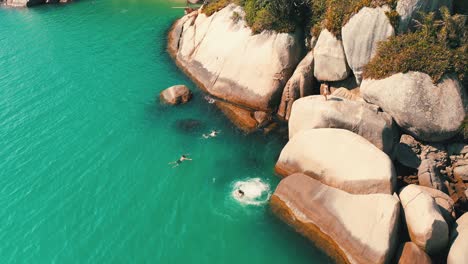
[323,83,330,101]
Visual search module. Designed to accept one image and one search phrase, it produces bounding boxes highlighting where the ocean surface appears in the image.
[0,1,331,263]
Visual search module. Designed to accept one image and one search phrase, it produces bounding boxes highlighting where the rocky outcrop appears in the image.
[270,173,400,264]
[4,0,70,7]
[361,72,467,142]
[395,135,468,214]
[400,185,449,255]
[214,100,259,133]
[169,4,303,130]
[395,135,449,192]
[277,51,314,121]
[448,213,468,264]
[397,242,432,264]
[313,29,349,82]
[342,6,395,84]
[288,95,398,154]
[275,128,396,194]
[396,0,453,33]
[159,85,192,105]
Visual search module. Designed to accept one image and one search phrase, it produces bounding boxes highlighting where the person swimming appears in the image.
[235,189,245,198]
[169,155,192,168]
[203,130,220,139]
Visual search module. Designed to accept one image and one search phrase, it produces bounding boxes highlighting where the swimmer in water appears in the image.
[204,95,216,104]
[203,130,220,139]
[169,155,192,168]
[236,189,245,198]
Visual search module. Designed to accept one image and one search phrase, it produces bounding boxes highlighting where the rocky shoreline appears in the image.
[168,1,467,263]
[1,0,71,7]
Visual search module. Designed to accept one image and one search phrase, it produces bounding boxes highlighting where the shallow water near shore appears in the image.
[0,0,331,263]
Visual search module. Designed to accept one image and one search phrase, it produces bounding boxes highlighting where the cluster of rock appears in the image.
[272,126,466,263]
[2,0,70,7]
[168,0,460,134]
[167,1,467,263]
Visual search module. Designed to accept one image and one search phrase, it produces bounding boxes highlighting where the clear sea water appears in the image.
[0,1,331,263]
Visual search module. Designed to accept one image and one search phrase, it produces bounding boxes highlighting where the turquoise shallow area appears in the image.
[0,1,331,263]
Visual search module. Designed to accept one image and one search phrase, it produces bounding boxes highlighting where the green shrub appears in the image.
[202,0,310,34]
[363,7,467,85]
[202,0,233,16]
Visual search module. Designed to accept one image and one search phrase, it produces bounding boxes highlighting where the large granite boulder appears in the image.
[397,0,453,33]
[270,173,400,264]
[169,4,303,128]
[288,95,398,154]
[448,213,468,264]
[400,185,449,254]
[275,128,396,194]
[277,51,314,121]
[414,185,456,226]
[396,242,432,264]
[361,72,467,142]
[313,29,350,82]
[342,6,395,84]
[159,85,192,105]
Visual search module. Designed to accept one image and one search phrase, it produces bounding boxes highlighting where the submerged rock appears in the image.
[275,128,396,194]
[342,6,395,84]
[277,51,314,121]
[288,95,398,154]
[400,185,449,255]
[159,85,192,105]
[270,173,400,264]
[169,4,303,125]
[361,72,467,142]
[448,213,468,264]
[173,118,204,133]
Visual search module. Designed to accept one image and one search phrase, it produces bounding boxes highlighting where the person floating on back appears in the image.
[203,130,220,139]
[169,154,192,168]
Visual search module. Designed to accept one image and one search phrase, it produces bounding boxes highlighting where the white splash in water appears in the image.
[204,95,216,104]
[231,178,271,206]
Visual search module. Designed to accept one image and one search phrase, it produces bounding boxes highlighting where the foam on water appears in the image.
[231,178,271,206]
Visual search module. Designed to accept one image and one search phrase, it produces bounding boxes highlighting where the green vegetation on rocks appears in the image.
[202,0,311,33]
[363,7,468,85]
[202,0,397,37]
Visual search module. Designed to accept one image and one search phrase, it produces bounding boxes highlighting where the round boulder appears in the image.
[313,29,350,82]
[448,213,468,264]
[288,95,398,155]
[275,128,396,194]
[159,85,192,105]
[270,173,400,264]
[361,72,467,142]
[400,184,449,255]
[342,6,395,84]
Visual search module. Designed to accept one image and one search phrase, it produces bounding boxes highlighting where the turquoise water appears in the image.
[0,1,331,263]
